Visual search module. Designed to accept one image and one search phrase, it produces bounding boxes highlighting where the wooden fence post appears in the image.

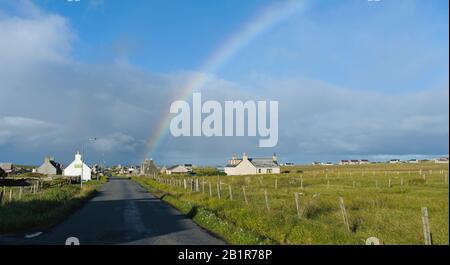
[202,178,205,194]
[264,190,270,213]
[183,179,187,189]
[9,189,12,203]
[242,186,248,205]
[228,185,233,200]
[217,183,221,199]
[339,197,350,232]
[388,178,391,188]
[19,187,23,200]
[275,178,278,189]
[294,192,301,219]
[421,207,432,245]
[209,182,212,197]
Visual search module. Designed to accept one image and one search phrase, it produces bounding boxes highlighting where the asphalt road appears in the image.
[0,177,225,245]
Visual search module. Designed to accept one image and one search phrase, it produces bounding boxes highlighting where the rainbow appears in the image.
[143,0,306,159]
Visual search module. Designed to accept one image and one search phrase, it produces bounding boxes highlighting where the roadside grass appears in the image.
[0,177,107,234]
[134,177,274,244]
[133,163,448,245]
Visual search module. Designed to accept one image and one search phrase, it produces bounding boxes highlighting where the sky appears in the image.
[0,0,448,167]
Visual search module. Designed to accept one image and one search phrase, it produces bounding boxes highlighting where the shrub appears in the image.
[193,167,226,176]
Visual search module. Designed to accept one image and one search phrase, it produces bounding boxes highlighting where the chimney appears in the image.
[243,152,248,160]
[75,151,82,161]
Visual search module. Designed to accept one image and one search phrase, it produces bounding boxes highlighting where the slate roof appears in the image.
[249,158,279,167]
[0,163,13,170]
[226,158,278,168]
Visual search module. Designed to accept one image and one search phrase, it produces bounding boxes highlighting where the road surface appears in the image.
[0,177,225,245]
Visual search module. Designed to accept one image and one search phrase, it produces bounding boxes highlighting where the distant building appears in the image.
[0,162,14,173]
[141,158,159,176]
[120,165,140,175]
[166,165,192,175]
[224,153,280,176]
[340,159,370,165]
[64,151,91,181]
[407,159,419,164]
[37,156,62,175]
[91,164,103,175]
[435,157,449,164]
[389,159,401,164]
[312,162,321,165]
[183,164,194,171]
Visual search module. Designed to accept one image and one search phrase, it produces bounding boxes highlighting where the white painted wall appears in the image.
[64,152,91,181]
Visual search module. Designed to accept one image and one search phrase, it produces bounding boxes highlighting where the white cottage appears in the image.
[64,151,91,181]
[224,153,280,176]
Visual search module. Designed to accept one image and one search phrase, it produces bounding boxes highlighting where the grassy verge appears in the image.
[133,176,274,244]
[0,177,107,234]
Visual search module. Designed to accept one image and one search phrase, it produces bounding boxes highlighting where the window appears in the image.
[267,169,272,173]
[258,169,262,173]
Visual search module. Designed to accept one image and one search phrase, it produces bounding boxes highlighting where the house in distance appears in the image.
[64,151,91,181]
[166,164,192,175]
[37,156,63,175]
[140,158,159,176]
[224,153,280,176]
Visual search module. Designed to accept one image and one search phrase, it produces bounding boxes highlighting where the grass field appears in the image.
[133,162,449,245]
[0,177,107,234]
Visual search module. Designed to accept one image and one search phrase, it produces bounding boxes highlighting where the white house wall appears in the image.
[64,161,91,181]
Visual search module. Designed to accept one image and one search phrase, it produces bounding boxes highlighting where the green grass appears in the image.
[0,177,107,234]
[133,162,449,245]
[134,178,273,244]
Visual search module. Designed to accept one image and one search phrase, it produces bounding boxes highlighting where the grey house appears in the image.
[37,157,63,175]
[140,158,159,176]
[0,162,14,173]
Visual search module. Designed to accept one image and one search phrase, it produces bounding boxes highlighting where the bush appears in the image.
[0,168,6,179]
[193,167,226,176]
[15,172,46,179]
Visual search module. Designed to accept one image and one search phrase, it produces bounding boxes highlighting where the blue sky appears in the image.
[0,0,448,166]
[34,0,448,91]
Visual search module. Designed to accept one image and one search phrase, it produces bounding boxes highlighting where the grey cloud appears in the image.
[0,1,448,166]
